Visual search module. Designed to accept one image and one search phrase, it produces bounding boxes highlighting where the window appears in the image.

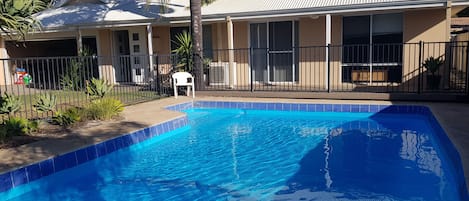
[132,33,139,41]
[133,45,140,53]
[342,13,403,83]
[134,57,140,65]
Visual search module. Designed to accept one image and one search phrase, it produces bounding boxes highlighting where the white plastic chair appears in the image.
[172,72,195,99]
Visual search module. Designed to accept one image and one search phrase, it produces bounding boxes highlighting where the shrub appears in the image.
[33,93,57,113]
[60,47,94,91]
[2,117,38,136]
[60,60,84,91]
[85,98,123,121]
[0,93,21,116]
[52,107,82,127]
[86,78,113,100]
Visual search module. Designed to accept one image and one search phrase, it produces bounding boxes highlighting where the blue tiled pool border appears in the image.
[0,116,188,193]
[0,101,466,198]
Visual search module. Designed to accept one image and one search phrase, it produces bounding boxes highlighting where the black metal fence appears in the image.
[0,41,467,118]
[202,41,469,94]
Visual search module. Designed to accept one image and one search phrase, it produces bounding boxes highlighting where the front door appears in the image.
[114,30,131,82]
[250,21,297,83]
[128,27,148,83]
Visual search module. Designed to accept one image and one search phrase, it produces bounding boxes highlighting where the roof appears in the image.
[35,0,451,30]
[165,0,447,19]
[34,0,188,29]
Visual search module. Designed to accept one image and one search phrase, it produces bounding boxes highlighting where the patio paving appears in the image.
[0,96,468,192]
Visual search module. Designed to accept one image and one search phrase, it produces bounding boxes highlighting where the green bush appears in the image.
[86,78,114,100]
[60,48,94,91]
[33,93,57,113]
[52,107,82,127]
[1,117,38,136]
[61,59,85,91]
[85,98,123,121]
[0,93,21,116]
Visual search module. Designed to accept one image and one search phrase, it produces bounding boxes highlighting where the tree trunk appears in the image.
[190,0,204,90]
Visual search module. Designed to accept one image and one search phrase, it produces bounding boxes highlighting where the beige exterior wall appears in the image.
[330,16,343,90]
[152,26,172,74]
[97,29,115,84]
[233,21,250,86]
[404,9,447,43]
[152,26,171,55]
[298,16,326,88]
[226,9,450,90]
[402,8,448,90]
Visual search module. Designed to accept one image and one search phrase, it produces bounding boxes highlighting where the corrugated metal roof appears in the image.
[35,0,448,29]
[163,0,447,18]
[35,0,188,28]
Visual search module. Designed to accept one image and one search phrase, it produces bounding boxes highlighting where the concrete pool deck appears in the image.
[0,96,468,192]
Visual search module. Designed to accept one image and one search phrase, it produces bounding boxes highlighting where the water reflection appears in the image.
[400,130,442,176]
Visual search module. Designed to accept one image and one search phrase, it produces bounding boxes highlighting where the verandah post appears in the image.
[327,44,331,93]
[250,47,254,92]
[155,55,161,96]
[466,41,469,96]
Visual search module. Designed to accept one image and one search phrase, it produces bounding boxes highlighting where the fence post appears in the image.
[418,41,423,94]
[250,47,254,92]
[327,44,331,93]
[155,55,161,96]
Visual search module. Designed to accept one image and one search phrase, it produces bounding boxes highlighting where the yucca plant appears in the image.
[423,56,444,77]
[0,0,47,40]
[172,31,193,72]
[0,92,21,116]
[86,78,114,100]
[33,93,57,113]
[423,56,444,89]
[85,98,124,121]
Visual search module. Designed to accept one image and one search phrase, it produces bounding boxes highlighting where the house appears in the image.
[0,0,468,92]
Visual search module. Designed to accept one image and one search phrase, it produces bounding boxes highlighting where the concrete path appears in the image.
[0,96,468,192]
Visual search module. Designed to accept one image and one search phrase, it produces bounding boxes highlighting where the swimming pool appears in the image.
[0,101,467,200]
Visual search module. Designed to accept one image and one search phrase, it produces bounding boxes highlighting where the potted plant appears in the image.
[203,58,212,86]
[422,56,444,90]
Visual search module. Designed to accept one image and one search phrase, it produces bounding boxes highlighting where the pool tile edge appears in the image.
[0,115,189,193]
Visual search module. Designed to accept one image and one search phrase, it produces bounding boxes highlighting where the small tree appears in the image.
[172,31,193,72]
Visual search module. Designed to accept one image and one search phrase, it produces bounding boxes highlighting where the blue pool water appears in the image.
[1,108,464,200]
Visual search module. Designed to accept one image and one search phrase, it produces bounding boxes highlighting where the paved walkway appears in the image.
[0,96,468,192]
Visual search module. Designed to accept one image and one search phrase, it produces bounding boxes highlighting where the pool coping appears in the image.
[0,98,467,199]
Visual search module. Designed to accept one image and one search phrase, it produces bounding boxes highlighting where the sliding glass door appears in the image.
[250,21,298,83]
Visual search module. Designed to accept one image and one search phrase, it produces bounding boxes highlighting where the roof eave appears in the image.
[197,0,447,21]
